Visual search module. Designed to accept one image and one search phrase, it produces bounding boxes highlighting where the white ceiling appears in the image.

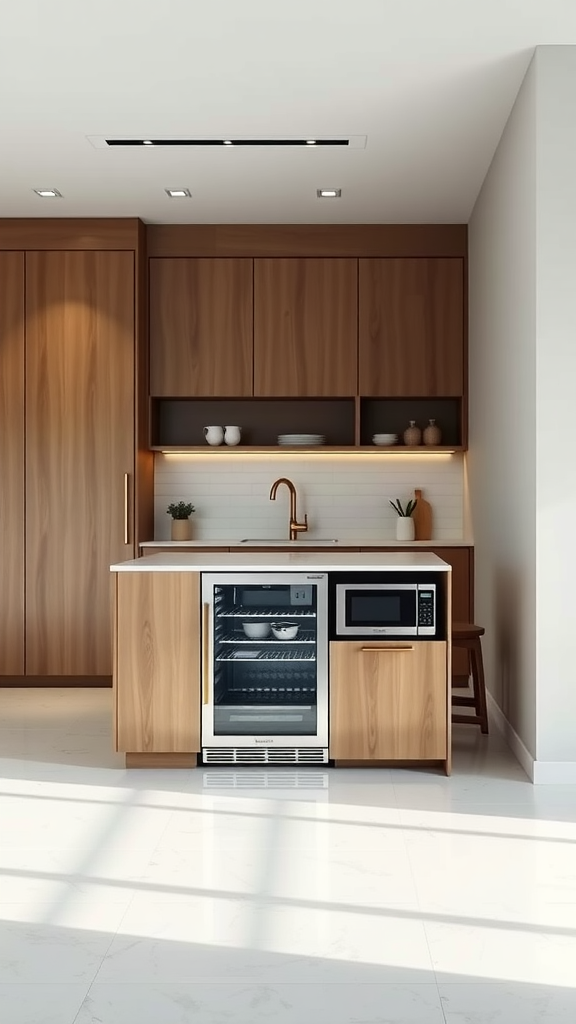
[1,0,575,224]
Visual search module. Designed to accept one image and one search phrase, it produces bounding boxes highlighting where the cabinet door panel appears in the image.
[359,258,464,396]
[26,251,135,675]
[115,572,200,752]
[330,640,447,760]
[150,258,253,397]
[254,258,358,396]
[0,252,25,674]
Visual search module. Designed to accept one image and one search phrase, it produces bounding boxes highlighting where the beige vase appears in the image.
[423,418,442,446]
[171,518,192,541]
[403,420,422,446]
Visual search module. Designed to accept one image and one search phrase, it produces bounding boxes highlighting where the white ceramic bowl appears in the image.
[271,621,299,640]
[242,622,271,639]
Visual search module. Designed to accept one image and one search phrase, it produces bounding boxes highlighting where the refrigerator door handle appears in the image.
[202,602,210,705]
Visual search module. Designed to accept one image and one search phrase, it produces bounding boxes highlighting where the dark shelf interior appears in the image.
[152,398,356,447]
[360,398,461,447]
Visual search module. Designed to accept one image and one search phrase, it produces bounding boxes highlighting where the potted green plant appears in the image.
[389,497,417,541]
[167,501,196,542]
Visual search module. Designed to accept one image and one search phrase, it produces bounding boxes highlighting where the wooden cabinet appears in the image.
[25,251,135,676]
[150,258,253,397]
[254,258,358,396]
[358,258,464,397]
[0,252,25,675]
[114,572,200,754]
[330,640,448,765]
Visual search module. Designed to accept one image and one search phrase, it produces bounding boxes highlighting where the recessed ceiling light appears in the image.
[165,188,191,198]
[33,188,62,198]
[93,136,367,148]
[317,188,342,198]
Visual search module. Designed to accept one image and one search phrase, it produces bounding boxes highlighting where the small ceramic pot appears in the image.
[171,518,192,541]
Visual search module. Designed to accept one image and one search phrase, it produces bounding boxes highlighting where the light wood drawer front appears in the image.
[330,640,447,761]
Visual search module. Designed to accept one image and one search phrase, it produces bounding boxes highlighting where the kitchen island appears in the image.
[111,551,452,773]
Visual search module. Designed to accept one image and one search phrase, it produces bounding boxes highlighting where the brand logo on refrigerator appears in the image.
[254,738,274,744]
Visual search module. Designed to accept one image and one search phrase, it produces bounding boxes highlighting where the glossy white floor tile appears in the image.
[1,688,576,1023]
[75,982,446,1024]
[0,984,87,1024]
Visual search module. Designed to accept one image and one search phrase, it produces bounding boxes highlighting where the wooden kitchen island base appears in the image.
[125,752,198,769]
[112,552,452,772]
[335,759,449,773]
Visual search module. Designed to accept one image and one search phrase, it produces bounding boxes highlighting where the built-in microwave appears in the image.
[330,573,444,640]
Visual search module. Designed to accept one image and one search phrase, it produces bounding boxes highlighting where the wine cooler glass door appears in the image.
[201,573,328,747]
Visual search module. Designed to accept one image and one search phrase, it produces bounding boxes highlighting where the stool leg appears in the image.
[471,641,489,734]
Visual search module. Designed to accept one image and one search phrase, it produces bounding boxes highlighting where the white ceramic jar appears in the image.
[203,425,224,446]
[224,425,242,446]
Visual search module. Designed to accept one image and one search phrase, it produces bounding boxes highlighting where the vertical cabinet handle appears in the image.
[124,473,129,545]
[202,603,211,705]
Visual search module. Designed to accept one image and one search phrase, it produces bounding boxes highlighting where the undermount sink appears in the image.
[239,538,339,546]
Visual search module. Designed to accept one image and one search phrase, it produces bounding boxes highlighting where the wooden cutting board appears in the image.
[412,488,433,540]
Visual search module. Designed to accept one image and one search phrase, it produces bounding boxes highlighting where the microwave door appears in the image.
[337,583,418,636]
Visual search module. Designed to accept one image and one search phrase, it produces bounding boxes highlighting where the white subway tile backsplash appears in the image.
[154,454,465,543]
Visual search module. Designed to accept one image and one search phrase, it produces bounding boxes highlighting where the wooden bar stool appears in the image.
[451,624,489,733]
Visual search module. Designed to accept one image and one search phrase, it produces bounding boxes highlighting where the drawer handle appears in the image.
[202,603,210,705]
[360,646,414,653]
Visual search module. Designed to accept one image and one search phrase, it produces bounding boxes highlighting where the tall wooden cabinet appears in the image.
[149,258,253,397]
[25,251,136,675]
[358,258,464,396]
[254,258,358,396]
[0,253,25,675]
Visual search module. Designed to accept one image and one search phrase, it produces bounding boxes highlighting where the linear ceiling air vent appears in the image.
[86,135,367,150]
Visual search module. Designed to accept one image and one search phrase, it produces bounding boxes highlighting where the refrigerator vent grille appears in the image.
[202,771,329,789]
[202,747,328,765]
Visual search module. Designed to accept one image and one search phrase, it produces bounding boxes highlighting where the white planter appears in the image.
[396,516,415,541]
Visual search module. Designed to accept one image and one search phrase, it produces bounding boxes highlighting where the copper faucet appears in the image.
[269,477,308,541]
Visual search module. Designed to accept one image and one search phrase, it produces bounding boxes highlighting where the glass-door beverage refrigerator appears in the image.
[201,573,328,764]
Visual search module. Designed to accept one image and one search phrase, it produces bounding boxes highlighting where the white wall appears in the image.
[469,46,576,780]
[154,452,465,543]
[468,56,538,759]
[534,48,576,770]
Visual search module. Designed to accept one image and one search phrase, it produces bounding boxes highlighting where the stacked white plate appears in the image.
[278,433,326,446]
[372,433,398,446]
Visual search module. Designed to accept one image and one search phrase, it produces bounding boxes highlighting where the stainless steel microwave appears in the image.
[334,582,437,638]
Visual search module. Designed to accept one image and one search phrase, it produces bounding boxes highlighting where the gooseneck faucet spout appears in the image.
[269,477,308,541]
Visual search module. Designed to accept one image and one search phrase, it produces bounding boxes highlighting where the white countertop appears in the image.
[139,539,473,549]
[112,551,451,572]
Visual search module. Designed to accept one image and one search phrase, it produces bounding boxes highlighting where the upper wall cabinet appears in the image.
[149,258,253,397]
[254,258,358,397]
[358,258,464,397]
